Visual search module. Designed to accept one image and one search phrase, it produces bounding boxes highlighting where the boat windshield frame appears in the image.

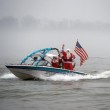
[21,48,60,66]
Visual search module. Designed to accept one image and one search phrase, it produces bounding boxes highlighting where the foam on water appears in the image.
[40,71,110,81]
[1,71,110,81]
[0,73,17,79]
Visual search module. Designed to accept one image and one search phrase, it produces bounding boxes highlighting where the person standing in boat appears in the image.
[61,44,76,70]
[58,52,63,68]
[51,56,59,68]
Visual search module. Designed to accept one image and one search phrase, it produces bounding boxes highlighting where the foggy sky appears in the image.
[0,0,110,60]
[0,0,110,22]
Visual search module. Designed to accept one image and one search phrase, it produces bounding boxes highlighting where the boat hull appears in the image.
[6,65,86,80]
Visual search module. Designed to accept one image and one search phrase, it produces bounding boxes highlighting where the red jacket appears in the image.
[51,59,59,68]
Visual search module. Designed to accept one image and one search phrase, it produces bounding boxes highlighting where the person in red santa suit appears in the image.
[61,44,76,70]
[51,56,59,68]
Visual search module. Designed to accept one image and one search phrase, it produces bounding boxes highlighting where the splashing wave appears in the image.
[1,71,110,81]
[39,71,110,81]
[0,73,17,79]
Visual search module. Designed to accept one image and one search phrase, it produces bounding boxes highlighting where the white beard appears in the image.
[67,52,71,59]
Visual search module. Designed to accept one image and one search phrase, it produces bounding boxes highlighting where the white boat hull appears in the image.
[8,68,55,80]
[6,65,86,80]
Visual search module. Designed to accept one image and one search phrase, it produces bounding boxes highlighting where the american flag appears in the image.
[74,41,88,66]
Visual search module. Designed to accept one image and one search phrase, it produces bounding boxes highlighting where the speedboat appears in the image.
[6,48,86,80]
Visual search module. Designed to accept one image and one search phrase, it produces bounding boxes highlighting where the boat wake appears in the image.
[39,70,110,81]
[0,71,110,81]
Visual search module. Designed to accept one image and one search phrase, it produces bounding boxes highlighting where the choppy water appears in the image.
[0,57,110,110]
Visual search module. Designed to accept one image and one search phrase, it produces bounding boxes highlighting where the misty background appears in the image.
[0,0,110,64]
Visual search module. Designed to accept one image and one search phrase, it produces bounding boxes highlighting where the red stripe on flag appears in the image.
[74,48,85,60]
